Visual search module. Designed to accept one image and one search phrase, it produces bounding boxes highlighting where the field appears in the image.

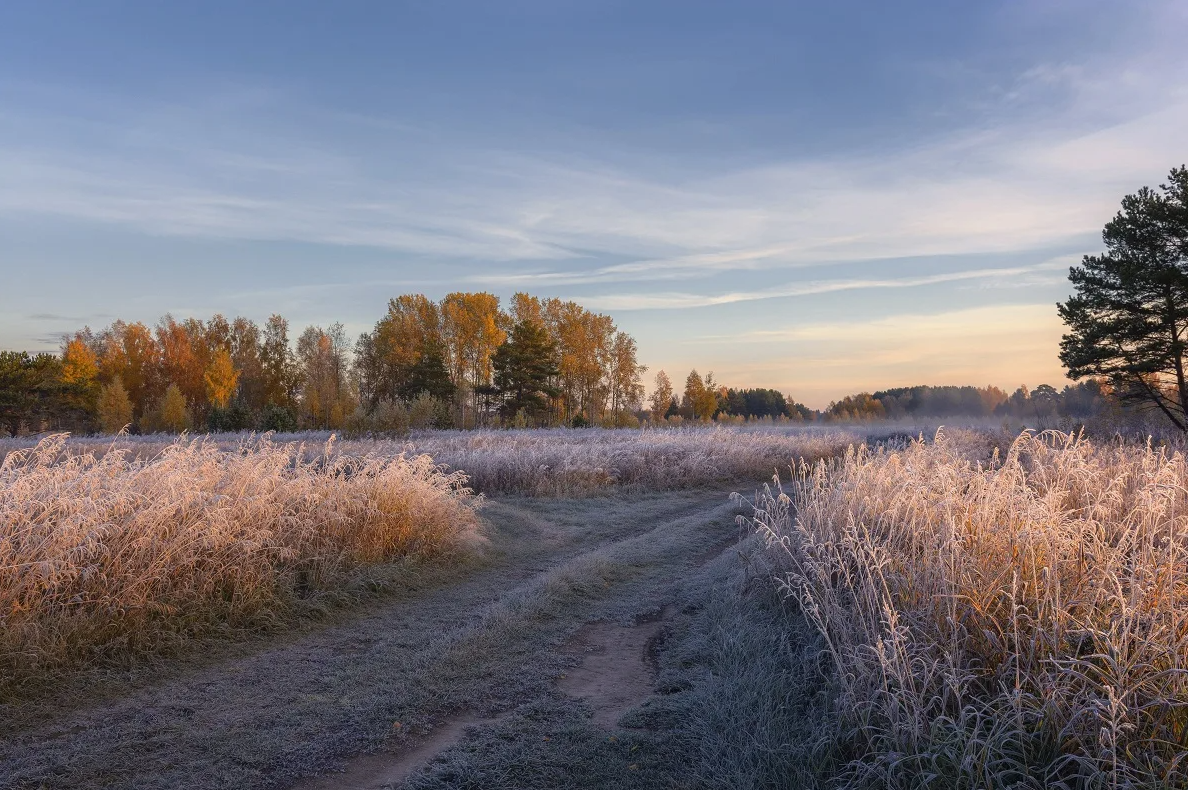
[4,425,1188,789]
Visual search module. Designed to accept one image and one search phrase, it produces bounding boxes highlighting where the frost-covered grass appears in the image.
[0,434,481,694]
[1,426,866,495]
[0,425,864,696]
[385,427,865,495]
[746,429,1188,788]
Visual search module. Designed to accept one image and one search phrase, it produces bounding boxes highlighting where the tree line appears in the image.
[2,318,1120,436]
[0,292,651,436]
[645,369,815,423]
[819,382,1114,423]
[639,375,1118,426]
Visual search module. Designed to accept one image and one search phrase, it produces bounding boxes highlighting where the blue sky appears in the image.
[1,1,1185,406]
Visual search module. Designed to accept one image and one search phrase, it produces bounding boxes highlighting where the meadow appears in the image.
[0,426,855,691]
[5,424,1188,789]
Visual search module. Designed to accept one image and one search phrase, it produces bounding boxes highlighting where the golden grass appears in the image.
[748,429,1188,788]
[0,434,480,694]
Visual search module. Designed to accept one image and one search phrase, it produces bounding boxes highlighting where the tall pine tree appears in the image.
[492,319,560,425]
[1059,166,1188,430]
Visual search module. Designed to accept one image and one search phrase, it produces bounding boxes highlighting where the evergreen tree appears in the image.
[665,397,680,419]
[1059,166,1188,430]
[261,314,297,408]
[401,345,456,402]
[492,319,560,424]
[0,352,81,435]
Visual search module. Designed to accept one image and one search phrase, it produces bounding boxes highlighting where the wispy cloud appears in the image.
[577,258,1077,310]
[27,312,111,322]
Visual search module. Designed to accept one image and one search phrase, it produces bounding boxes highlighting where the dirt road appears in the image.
[2,487,770,790]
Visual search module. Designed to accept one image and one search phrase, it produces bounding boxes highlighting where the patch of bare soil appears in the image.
[557,610,670,729]
[291,714,496,790]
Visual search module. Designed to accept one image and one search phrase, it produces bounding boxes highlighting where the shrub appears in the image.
[207,402,253,432]
[343,399,412,438]
[157,383,191,433]
[257,403,298,433]
[408,392,443,430]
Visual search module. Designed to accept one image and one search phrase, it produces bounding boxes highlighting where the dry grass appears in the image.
[1,426,865,496]
[746,429,1188,788]
[341,427,864,495]
[0,433,481,695]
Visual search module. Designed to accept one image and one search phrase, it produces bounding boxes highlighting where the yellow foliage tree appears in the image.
[204,348,239,409]
[158,384,190,433]
[96,377,133,434]
[441,292,506,426]
[684,369,718,422]
[650,370,674,421]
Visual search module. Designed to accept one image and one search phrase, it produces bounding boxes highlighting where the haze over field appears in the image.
[1,1,1186,406]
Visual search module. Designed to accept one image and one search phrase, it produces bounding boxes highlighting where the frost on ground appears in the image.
[18,426,1174,789]
[2,489,787,790]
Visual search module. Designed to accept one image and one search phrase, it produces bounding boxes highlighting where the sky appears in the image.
[1,1,1185,407]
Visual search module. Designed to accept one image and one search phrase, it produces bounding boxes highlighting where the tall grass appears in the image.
[746,429,1188,788]
[1,426,865,496]
[0,434,480,694]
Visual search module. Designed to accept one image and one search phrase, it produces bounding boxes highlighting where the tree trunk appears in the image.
[1167,291,1188,427]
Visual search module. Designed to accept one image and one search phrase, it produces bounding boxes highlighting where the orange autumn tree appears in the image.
[204,348,239,409]
[61,337,98,388]
[155,315,204,416]
[97,321,159,426]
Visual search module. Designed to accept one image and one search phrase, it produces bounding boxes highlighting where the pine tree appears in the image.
[492,319,560,424]
[402,346,456,402]
[261,314,296,408]
[1059,166,1188,430]
[0,352,73,435]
